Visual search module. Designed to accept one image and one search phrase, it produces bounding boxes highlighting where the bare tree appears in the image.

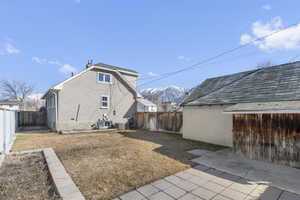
[0,80,35,102]
[256,60,274,69]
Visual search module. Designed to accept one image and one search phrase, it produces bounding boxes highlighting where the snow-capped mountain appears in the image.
[140,85,188,104]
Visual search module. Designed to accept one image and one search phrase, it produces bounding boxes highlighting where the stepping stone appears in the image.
[119,190,145,200]
[149,192,174,200]
[151,179,173,190]
[178,193,202,200]
[192,186,217,200]
[163,185,186,198]
[137,184,160,197]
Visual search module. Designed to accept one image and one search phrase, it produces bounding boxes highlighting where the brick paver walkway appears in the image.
[115,164,300,200]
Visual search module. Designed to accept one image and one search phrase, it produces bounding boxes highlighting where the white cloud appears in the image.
[48,60,62,66]
[240,16,300,51]
[148,72,159,77]
[59,64,77,75]
[177,55,192,62]
[4,43,20,54]
[75,0,81,3]
[32,56,47,64]
[32,56,77,75]
[262,4,272,10]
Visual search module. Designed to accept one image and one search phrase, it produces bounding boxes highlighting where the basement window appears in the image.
[101,95,109,109]
[98,72,112,84]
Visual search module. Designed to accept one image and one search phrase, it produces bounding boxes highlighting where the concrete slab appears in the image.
[117,150,300,200]
[279,191,300,200]
[187,149,212,156]
[192,149,300,195]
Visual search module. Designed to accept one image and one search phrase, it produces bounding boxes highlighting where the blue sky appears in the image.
[1,1,300,93]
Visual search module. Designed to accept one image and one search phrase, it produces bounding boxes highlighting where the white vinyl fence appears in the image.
[0,108,16,154]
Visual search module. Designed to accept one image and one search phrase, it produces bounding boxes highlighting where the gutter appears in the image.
[223,110,300,114]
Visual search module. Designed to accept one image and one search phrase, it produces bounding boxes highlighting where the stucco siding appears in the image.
[183,105,233,147]
[56,68,136,131]
[121,72,137,89]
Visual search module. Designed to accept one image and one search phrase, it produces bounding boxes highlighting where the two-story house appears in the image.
[42,62,144,132]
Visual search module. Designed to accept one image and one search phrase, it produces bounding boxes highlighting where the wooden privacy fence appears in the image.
[18,111,47,127]
[136,112,182,133]
[0,109,16,154]
[233,114,300,168]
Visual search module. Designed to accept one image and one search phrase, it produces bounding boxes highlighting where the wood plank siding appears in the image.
[18,111,47,127]
[233,114,300,168]
[136,112,182,133]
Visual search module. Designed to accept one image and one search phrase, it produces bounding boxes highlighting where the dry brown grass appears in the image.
[12,131,224,200]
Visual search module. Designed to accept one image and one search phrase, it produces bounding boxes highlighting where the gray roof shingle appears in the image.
[94,63,138,74]
[184,61,300,106]
[224,101,300,113]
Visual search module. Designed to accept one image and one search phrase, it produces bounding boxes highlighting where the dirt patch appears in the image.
[13,131,225,200]
[0,152,61,200]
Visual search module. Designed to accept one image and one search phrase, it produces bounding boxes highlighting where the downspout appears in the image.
[51,90,59,131]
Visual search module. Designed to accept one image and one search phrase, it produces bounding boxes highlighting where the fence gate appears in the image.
[18,111,47,127]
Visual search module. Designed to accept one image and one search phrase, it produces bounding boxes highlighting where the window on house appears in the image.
[101,96,109,108]
[98,72,112,83]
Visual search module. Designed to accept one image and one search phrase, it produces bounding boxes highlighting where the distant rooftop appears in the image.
[0,100,21,105]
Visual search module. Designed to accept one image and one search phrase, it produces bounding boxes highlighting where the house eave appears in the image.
[223,110,300,114]
[92,65,139,76]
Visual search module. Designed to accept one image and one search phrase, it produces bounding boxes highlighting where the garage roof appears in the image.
[224,101,300,114]
[183,61,300,106]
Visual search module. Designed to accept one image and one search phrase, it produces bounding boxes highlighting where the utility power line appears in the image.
[289,53,300,63]
[138,21,300,88]
[114,20,300,110]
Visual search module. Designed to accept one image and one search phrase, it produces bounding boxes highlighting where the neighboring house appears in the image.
[157,102,178,112]
[0,100,21,110]
[42,62,147,132]
[137,98,157,112]
[182,61,300,167]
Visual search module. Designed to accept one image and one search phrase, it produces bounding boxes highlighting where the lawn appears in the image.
[12,131,224,200]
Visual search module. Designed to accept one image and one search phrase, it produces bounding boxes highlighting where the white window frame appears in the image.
[97,72,112,84]
[101,95,109,109]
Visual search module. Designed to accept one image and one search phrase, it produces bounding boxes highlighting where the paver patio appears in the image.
[115,150,300,200]
[192,149,300,195]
